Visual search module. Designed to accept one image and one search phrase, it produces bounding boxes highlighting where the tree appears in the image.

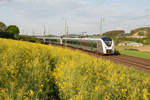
[6,25,20,35]
[0,21,7,32]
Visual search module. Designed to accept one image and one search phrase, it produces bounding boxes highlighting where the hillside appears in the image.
[102,30,125,37]
[130,27,150,37]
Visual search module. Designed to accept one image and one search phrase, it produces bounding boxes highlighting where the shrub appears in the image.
[18,35,43,43]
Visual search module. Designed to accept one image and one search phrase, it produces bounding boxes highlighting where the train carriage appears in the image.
[62,38,99,52]
[38,36,114,55]
[62,37,114,54]
[44,37,62,45]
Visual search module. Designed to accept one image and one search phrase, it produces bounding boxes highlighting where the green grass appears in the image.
[116,46,150,59]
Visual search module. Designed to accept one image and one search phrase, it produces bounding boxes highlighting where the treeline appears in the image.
[0,21,42,43]
[0,21,19,39]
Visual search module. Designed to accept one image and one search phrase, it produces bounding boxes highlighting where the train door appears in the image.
[90,41,94,51]
[97,41,103,53]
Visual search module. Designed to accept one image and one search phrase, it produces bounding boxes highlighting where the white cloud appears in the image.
[0,0,10,4]
[1,0,150,35]
[14,0,80,5]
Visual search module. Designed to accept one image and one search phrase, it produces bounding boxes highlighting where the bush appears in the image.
[0,38,59,100]
[18,35,43,43]
[6,25,20,35]
[0,32,14,39]
[0,21,7,32]
[138,32,144,36]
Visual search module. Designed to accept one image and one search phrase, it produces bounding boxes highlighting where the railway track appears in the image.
[53,44,150,72]
[103,55,150,72]
[82,51,150,72]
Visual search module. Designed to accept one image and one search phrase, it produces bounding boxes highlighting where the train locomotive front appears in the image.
[100,36,114,54]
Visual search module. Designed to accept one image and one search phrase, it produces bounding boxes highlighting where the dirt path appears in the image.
[135,45,150,52]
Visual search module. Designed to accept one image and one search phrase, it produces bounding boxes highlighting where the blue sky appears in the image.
[0,0,150,35]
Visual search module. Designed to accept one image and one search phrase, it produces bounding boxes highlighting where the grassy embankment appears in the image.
[0,38,150,100]
[116,46,150,59]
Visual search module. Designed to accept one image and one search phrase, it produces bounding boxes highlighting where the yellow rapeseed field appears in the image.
[0,38,150,100]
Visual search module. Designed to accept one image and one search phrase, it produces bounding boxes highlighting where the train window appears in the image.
[66,40,72,44]
[63,40,78,45]
[62,40,97,48]
[101,37,112,47]
[80,41,97,48]
[50,39,59,42]
[72,41,78,44]
[101,37,112,41]
[46,39,51,41]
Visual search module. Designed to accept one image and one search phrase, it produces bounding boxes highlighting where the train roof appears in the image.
[63,37,112,41]
[37,36,113,41]
[63,38,102,41]
[37,37,61,39]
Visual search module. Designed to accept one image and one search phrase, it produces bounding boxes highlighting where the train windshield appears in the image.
[101,37,112,47]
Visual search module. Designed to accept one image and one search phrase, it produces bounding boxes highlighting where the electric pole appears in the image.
[100,17,104,34]
[65,18,69,38]
[32,29,35,36]
[43,25,46,43]
[22,30,24,35]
